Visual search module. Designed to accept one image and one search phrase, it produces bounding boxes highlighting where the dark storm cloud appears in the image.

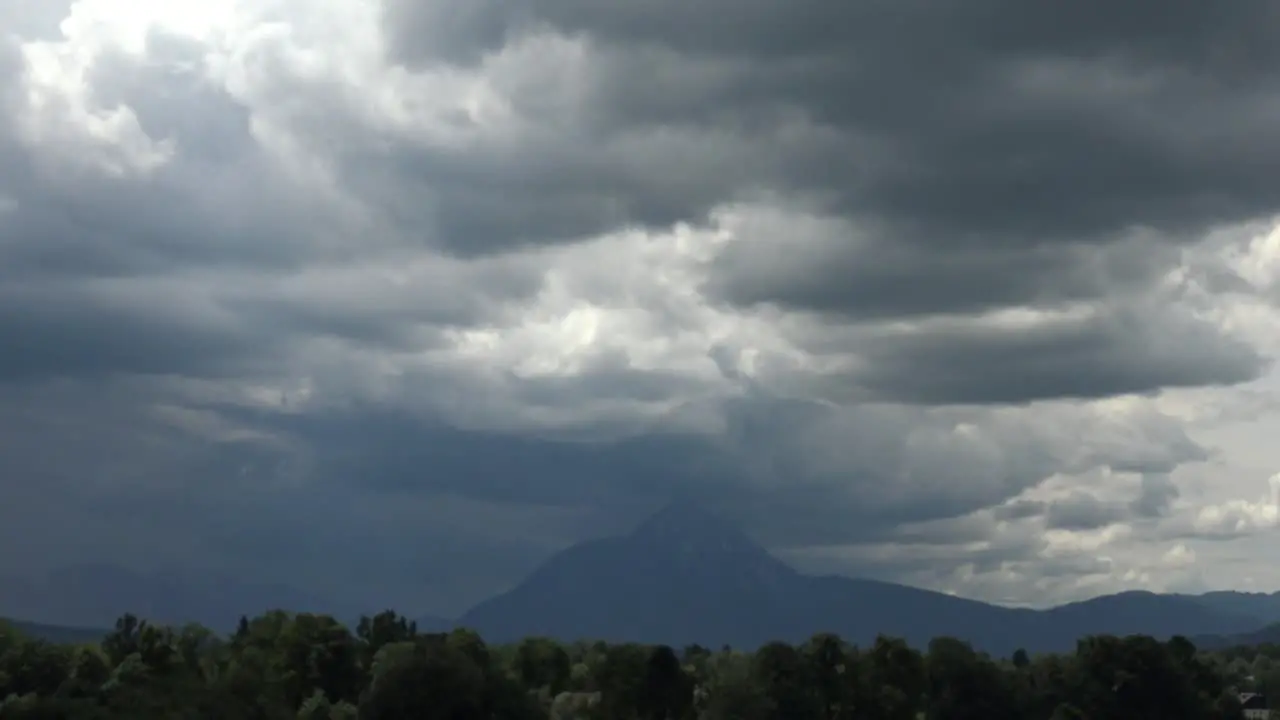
[846,307,1266,405]
[1130,473,1181,519]
[0,374,1222,612]
[1044,492,1126,531]
[187,398,1034,549]
[103,480,576,616]
[400,0,1279,70]
[252,406,720,505]
[993,500,1047,523]
[0,42,534,384]
[380,0,1280,248]
[210,395,1203,554]
[2,0,1276,618]
[4,0,1266,404]
[0,288,265,382]
[335,109,790,257]
[707,223,1173,321]
[0,140,341,282]
[0,30,555,385]
[375,0,520,67]
[782,536,1116,593]
[0,383,595,614]
[973,472,1180,537]
[0,261,519,385]
[367,0,1280,404]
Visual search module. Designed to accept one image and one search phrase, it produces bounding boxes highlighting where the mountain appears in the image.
[1193,622,1280,651]
[461,502,802,648]
[0,564,345,632]
[1185,590,1280,625]
[413,614,456,633]
[1034,591,1261,645]
[7,507,1280,653]
[1,617,108,645]
[457,502,1271,655]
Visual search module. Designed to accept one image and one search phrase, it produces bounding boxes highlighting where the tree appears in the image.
[639,645,692,720]
[859,636,925,720]
[924,636,1019,720]
[699,651,771,720]
[101,614,145,667]
[354,611,417,672]
[753,641,821,720]
[1,638,72,698]
[515,637,573,695]
[803,633,850,720]
[358,638,485,720]
[0,605,1265,720]
[593,643,649,720]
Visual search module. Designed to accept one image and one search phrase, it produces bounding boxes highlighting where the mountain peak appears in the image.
[628,501,763,555]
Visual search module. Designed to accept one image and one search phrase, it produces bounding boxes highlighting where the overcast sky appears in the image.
[3,0,1280,617]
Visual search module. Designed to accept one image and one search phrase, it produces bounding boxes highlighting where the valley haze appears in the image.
[4,0,1280,642]
[7,503,1280,656]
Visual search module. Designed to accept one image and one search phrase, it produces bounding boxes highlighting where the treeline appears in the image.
[1213,641,1280,703]
[0,609,1256,719]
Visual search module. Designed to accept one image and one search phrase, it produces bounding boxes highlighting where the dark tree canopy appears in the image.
[0,612,1263,719]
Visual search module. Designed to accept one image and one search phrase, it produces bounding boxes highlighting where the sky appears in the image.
[3,0,1280,618]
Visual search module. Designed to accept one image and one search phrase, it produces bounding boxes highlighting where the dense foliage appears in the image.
[1213,641,1280,706]
[0,610,1259,719]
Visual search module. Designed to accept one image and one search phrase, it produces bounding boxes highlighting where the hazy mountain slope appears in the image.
[1,617,108,645]
[6,505,1276,652]
[456,502,1270,654]
[1185,590,1280,626]
[1036,591,1260,646]
[790,575,1042,654]
[0,564,340,631]
[461,503,800,647]
[1193,623,1280,650]
[413,615,456,633]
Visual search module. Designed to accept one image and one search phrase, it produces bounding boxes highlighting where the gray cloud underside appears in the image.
[387,0,1277,400]
[0,0,1278,614]
[385,0,1280,245]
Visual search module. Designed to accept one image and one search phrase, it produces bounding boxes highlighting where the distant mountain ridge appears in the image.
[1,617,107,646]
[452,502,1280,655]
[460,503,801,648]
[1183,590,1280,622]
[1193,623,1280,650]
[7,503,1280,653]
[0,564,348,632]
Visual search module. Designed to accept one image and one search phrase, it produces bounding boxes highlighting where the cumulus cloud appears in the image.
[2,0,1280,615]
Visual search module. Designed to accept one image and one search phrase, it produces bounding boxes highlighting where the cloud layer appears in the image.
[3,0,1280,617]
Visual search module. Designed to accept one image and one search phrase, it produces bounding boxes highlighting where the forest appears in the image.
[0,609,1274,719]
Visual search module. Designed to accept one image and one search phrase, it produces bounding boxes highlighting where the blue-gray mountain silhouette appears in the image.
[6,504,1280,653]
[458,503,1275,654]
[0,564,342,631]
[1194,621,1280,650]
